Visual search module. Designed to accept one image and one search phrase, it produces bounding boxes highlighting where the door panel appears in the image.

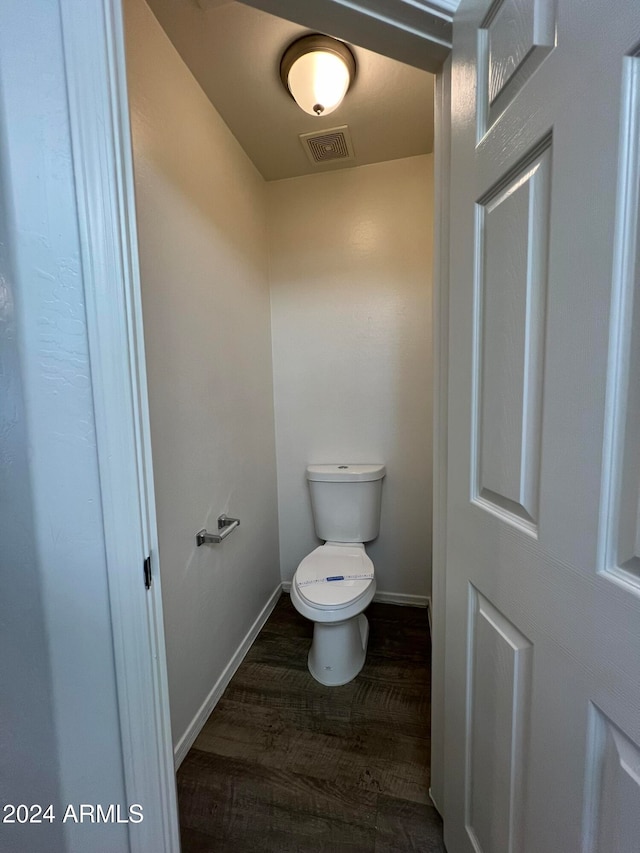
[584,704,640,853]
[474,141,550,531]
[467,589,532,853]
[477,0,555,136]
[445,1,640,851]
[603,50,640,585]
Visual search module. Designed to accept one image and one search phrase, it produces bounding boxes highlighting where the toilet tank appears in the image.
[306,464,385,543]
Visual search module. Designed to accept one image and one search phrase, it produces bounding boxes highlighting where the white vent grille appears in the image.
[299,126,355,166]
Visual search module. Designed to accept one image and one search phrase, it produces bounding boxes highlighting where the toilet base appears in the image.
[307,613,369,686]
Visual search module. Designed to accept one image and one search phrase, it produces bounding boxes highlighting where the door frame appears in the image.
[59,1,180,850]
[430,52,452,816]
[59,0,453,847]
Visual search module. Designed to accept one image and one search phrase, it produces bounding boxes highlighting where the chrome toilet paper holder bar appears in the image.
[196,514,240,546]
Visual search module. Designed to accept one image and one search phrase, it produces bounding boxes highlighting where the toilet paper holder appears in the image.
[196,514,240,546]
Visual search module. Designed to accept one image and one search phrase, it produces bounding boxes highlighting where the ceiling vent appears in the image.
[299,125,355,166]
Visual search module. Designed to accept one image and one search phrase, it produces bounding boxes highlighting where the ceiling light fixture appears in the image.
[280,34,356,117]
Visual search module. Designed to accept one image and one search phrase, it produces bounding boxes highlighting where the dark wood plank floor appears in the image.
[177,595,445,852]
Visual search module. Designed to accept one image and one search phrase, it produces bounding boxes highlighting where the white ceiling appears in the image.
[143,0,434,181]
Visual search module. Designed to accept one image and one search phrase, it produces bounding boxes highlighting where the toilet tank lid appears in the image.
[306,464,386,483]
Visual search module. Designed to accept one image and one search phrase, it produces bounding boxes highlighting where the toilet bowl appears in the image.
[290,463,385,686]
[291,543,376,686]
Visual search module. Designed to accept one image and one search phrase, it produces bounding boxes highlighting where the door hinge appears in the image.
[143,555,152,590]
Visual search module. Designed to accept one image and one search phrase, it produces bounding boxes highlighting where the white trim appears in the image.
[59,1,179,850]
[174,584,283,768]
[241,0,450,71]
[213,0,460,17]
[374,590,429,607]
[429,787,443,816]
[320,0,452,43]
[427,595,433,632]
[430,55,452,822]
[399,0,458,20]
[281,580,428,608]
[411,0,459,15]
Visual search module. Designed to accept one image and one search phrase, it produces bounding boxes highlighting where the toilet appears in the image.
[290,463,385,686]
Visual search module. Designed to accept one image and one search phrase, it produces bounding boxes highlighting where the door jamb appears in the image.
[59,0,180,850]
[430,54,451,817]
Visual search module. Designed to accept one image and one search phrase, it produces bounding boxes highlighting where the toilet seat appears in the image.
[295,544,374,610]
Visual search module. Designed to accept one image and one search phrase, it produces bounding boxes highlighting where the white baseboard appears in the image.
[281,579,428,609]
[373,590,429,607]
[429,787,443,817]
[173,582,282,769]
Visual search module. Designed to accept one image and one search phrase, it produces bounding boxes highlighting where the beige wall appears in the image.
[125,0,280,749]
[268,155,433,598]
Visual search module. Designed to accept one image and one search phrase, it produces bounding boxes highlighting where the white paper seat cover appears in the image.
[295,544,374,609]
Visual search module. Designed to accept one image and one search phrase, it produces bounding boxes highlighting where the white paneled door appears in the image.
[444,1,640,851]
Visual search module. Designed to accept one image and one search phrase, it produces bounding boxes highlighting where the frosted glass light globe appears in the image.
[287,50,351,116]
